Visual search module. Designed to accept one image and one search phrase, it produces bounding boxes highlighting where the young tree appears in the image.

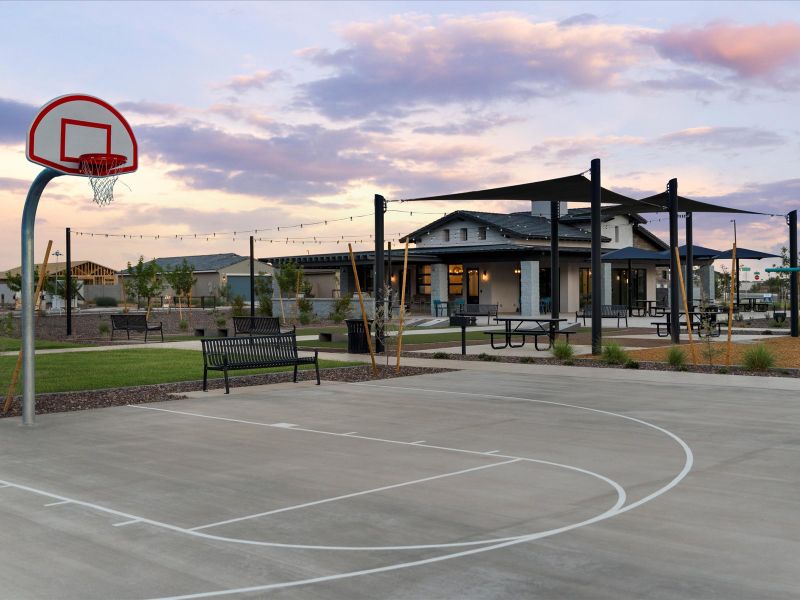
[163,258,197,320]
[125,256,163,318]
[254,272,273,316]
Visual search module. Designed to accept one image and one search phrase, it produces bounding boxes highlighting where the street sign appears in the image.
[741,266,751,272]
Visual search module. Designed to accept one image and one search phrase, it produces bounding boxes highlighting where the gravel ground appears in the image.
[1,365,451,419]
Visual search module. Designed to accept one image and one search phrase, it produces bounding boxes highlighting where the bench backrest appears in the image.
[201,333,299,367]
[232,316,281,335]
[458,304,499,315]
[110,314,148,328]
[580,305,627,317]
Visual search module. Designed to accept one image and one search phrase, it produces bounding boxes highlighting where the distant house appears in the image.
[118,253,274,301]
[1,260,118,307]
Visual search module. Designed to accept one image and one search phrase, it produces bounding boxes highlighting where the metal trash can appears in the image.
[345,318,373,353]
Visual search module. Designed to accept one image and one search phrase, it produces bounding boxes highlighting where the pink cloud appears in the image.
[648,22,800,79]
[218,70,288,93]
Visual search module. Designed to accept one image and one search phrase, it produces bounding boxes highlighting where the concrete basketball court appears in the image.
[0,367,797,599]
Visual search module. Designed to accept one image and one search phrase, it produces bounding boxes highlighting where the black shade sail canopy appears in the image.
[399,174,638,206]
[601,247,665,261]
[601,192,768,216]
[715,247,781,260]
[656,244,721,260]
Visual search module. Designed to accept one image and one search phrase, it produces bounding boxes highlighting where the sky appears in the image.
[1,0,799,276]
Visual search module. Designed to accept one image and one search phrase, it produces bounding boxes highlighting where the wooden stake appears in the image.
[726,244,737,366]
[348,243,377,374]
[396,238,410,373]
[4,240,53,414]
[674,246,698,365]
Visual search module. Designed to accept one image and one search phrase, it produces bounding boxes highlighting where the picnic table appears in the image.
[653,310,722,338]
[486,317,570,350]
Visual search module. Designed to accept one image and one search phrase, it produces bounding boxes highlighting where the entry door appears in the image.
[467,269,480,304]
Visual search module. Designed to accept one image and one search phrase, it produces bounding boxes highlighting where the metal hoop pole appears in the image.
[21,168,63,425]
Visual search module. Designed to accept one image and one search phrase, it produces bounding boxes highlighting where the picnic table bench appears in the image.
[485,317,577,350]
[575,304,628,327]
[454,303,499,325]
[652,311,722,338]
[110,313,163,342]
[201,332,319,394]
[232,316,294,336]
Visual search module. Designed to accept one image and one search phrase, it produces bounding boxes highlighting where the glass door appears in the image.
[467,268,480,304]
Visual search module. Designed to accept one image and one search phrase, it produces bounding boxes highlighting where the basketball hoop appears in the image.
[79,153,127,206]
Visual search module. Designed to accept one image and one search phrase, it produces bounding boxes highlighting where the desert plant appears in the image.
[216,317,227,327]
[742,344,776,372]
[0,312,14,337]
[231,295,246,317]
[297,296,313,324]
[666,345,687,368]
[431,351,449,359]
[478,352,499,362]
[551,340,574,361]
[95,296,118,307]
[330,294,353,324]
[178,319,189,331]
[624,359,640,369]
[98,322,110,335]
[601,342,629,365]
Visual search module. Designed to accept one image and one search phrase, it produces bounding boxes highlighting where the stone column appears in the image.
[602,263,612,305]
[700,264,715,303]
[431,263,449,316]
[338,267,350,296]
[520,260,540,316]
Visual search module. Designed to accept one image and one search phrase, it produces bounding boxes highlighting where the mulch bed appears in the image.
[1,365,452,419]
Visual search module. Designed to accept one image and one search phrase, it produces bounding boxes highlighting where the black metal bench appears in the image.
[201,333,319,394]
[110,313,163,342]
[232,316,294,336]
[455,303,499,325]
[576,304,628,327]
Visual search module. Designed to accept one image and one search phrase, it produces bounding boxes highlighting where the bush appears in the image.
[330,294,353,324]
[231,295,245,317]
[601,342,629,365]
[431,351,449,359]
[477,352,499,362]
[178,319,188,331]
[624,360,640,369]
[742,344,776,372]
[297,297,313,325]
[551,340,574,361]
[0,312,13,337]
[95,296,118,307]
[216,317,227,327]
[98,322,110,335]
[666,345,687,368]
[299,310,313,325]
[519,356,535,364]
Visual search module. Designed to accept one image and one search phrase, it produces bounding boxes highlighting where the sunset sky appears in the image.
[1,1,799,274]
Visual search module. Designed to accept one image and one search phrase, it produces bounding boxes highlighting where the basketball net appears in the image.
[79,153,127,206]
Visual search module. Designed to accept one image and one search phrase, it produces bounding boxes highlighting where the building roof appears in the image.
[3,260,113,278]
[119,253,256,274]
[404,210,608,243]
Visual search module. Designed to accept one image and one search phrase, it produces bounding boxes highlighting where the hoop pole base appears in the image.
[21,168,63,425]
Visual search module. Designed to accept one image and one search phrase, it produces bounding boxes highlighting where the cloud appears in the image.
[646,22,800,80]
[218,70,288,93]
[116,101,181,117]
[559,13,598,28]
[637,69,725,92]
[0,177,30,192]
[412,114,523,135]
[493,134,644,166]
[0,98,37,144]
[657,126,785,148]
[298,14,648,118]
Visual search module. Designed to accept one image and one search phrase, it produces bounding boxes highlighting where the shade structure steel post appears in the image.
[387,241,393,315]
[668,178,680,344]
[374,194,385,353]
[736,257,741,307]
[249,236,255,320]
[627,258,632,315]
[550,200,560,318]
[21,168,63,425]
[685,212,693,309]
[65,226,72,336]
[590,159,602,354]
[790,210,798,337]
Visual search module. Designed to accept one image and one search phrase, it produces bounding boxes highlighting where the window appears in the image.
[416,264,432,295]
[478,227,487,240]
[443,229,450,242]
[448,264,463,296]
[460,228,468,241]
[614,226,620,243]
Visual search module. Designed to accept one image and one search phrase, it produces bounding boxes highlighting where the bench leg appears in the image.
[534,336,551,351]
[203,367,208,392]
[489,334,508,350]
[223,368,230,394]
[293,364,298,383]
[160,327,164,342]
[127,329,130,340]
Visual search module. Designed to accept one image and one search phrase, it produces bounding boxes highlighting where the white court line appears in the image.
[0,483,10,488]
[44,500,71,507]
[343,432,358,435]
[410,440,426,444]
[190,458,520,531]
[113,519,142,527]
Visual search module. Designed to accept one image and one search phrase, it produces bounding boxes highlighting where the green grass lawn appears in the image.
[0,337,91,353]
[0,349,360,394]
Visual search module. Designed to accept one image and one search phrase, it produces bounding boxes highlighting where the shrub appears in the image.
[717,367,729,374]
[178,319,189,331]
[742,344,776,372]
[551,340,574,361]
[0,312,13,337]
[216,317,227,327]
[98,322,110,335]
[601,342,629,365]
[477,352,499,362]
[297,297,313,325]
[95,296,118,307]
[330,294,353,324]
[624,360,640,369]
[299,310,313,325]
[519,356,535,364]
[666,345,687,368]
[231,295,246,317]
[431,351,449,359]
